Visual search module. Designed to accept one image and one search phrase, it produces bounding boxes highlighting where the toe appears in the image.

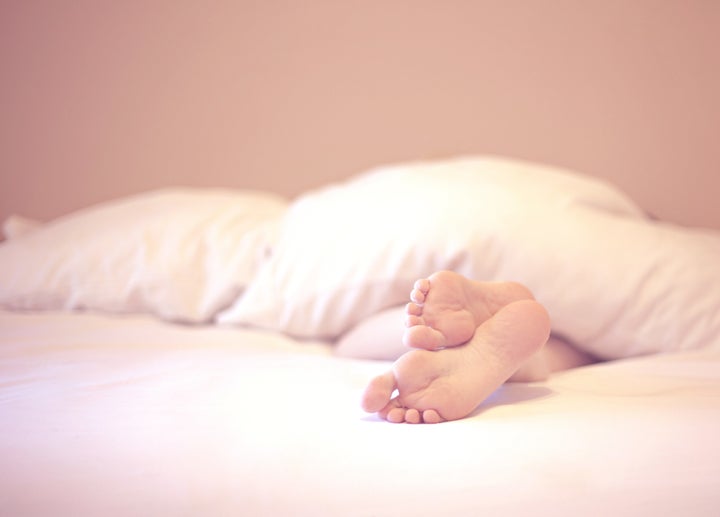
[403,325,446,350]
[410,288,426,304]
[386,406,407,423]
[405,302,423,316]
[404,408,421,424]
[404,314,424,328]
[361,371,396,413]
[422,409,445,424]
[414,278,430,295]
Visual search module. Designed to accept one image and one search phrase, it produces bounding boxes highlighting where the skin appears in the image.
[361,271,558,423]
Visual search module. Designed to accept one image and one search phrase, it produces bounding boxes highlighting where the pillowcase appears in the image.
[0,188,287,323]
[216,156,657,346]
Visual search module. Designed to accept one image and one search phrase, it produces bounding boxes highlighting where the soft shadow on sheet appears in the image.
[468,384,555,418]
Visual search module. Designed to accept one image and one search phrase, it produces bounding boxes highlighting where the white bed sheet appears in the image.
[1,311,719,516]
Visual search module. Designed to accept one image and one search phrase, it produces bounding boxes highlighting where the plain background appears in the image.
[2,0,719,229]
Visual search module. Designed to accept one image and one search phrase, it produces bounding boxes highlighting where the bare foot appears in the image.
[403,270,535,350]
[362,298,551,423]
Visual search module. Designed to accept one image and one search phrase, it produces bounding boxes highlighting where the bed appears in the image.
[2,157,720,516]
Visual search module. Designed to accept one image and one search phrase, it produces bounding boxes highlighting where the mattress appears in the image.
[2,310,719,516]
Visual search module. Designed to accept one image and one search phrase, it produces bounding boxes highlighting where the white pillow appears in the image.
[218,156,720,359]
[0,188,287,323]
[502,207,720,359]
[2,215,41,240]
[334,306,408,361]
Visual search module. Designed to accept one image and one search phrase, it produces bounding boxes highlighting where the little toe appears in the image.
[422,409,445,424]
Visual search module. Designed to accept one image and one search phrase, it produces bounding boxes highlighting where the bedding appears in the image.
[218,157,720,360]
[0,187,286,323]
[2,156,720,514]
[4,157,719,361]
[1,310,719,516]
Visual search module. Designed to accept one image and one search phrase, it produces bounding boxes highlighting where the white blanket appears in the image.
[1,311,719,516]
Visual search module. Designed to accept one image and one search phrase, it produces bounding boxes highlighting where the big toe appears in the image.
[361,371,396,413]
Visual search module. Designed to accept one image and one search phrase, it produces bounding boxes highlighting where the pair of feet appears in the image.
[361,271,552,424]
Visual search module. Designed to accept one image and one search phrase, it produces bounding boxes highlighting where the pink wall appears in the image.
[1,0,719,229]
